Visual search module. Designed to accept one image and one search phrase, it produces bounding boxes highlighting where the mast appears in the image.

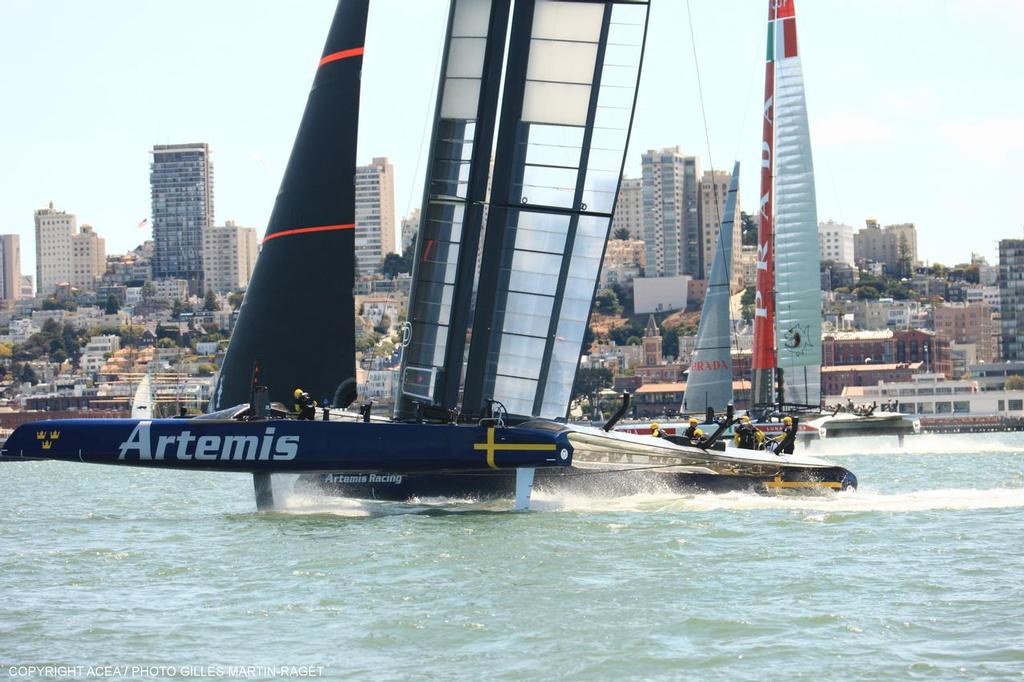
[751,0,777,409]
[213,0,368,410]
[683,162,739,415]
[771,0,822,408]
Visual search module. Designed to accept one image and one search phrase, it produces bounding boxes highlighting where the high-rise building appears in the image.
[150,143,214,294]
[202,221,258,294]
[71,225,106,290]
[34,202,76,296]
[818,219,855,266]
[19,275,33,299]
[354,156,396,276]
[699,169,741,291]
[854,219,918,274]
[611,177,643,240]
[0,235,22,309]
[400,208,420,253]
[642,147,701,279]
[999,239,1024,361]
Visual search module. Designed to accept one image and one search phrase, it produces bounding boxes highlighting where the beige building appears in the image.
[202,221,258,293]
[934,303,998,364]
[0,234,22,309]
[71,225,106,290]
[611,177,643,239]
[355,157,396,276]
[699,169,742,291]
[854,219,919,274]
[34,202,76,295]
[34,203,107,295]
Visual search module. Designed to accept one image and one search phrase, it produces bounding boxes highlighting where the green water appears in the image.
[2,433,1023,680]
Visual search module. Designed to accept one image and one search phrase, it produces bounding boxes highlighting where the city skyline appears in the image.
[2,0,1022,279]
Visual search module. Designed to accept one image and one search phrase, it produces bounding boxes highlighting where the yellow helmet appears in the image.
[294,388,304,399]
[694,428,703,437]
[689,417,698,425]
[783,416,793,425]
[741,415,751,423]
[650,422,660,430]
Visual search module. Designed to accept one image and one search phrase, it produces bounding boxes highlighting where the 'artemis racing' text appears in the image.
[118,421,298,461]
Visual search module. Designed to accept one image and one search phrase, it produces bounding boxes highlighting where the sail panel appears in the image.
[398,0,512,416]
[464,0,650,421]
[684,162,740,415]
[773,51,821,407]
[213,0,368,410]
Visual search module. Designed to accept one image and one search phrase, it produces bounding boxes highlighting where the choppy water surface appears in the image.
[2,433,1023,680]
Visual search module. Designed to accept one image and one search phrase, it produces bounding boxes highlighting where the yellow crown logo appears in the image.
[49,431,61,440]
[41,441,53,450]
[36,431,48,440]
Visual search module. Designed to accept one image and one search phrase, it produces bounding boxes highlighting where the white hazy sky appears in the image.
[2,0,1022,281]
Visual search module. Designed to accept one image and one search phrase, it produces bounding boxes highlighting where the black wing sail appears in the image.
[213,0,368,410]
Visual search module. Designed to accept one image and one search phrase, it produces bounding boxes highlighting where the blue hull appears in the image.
[1,418,573,474]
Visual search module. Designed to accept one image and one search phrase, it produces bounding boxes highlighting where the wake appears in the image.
[529,486,1024,514]
[806,432,1024,458]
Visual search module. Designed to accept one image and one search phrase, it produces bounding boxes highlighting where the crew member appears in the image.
[769,415,798,455]
[293,388,316,420]
[733,415,765,450]
[650,422,666,439]
[683,417,703,446]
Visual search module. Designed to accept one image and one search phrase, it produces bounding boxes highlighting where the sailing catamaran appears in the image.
[2,0,857,508]
[747,0,915,441]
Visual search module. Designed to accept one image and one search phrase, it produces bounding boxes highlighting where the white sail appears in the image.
[771,2,821,407]
[683,161,739,414]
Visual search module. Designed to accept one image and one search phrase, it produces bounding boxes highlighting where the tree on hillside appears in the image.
[740,211,758,246]
[203,288,221,312]
[897,234,913,278]
[593,288,623,316]
[613,227,631,240]
[104,294,121,315]
[381,252,412,278]
[572,367,613,401]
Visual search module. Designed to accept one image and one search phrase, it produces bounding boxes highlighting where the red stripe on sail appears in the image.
[319,47,364,67]
[782,18,798,58]
[262,223,354,244]
[775,0,796,19]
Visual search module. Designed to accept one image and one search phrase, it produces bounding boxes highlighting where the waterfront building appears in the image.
[202,221,258,293]
[818,220,855,266]
[354,157,396,276]
[150,143,214,295]
[998,239,1024,361]
[833,372,1024,420]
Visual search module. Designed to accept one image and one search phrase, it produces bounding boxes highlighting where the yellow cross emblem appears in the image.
[473,426,557,469]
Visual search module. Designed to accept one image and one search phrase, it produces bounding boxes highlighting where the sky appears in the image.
[2,0,1022,283]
